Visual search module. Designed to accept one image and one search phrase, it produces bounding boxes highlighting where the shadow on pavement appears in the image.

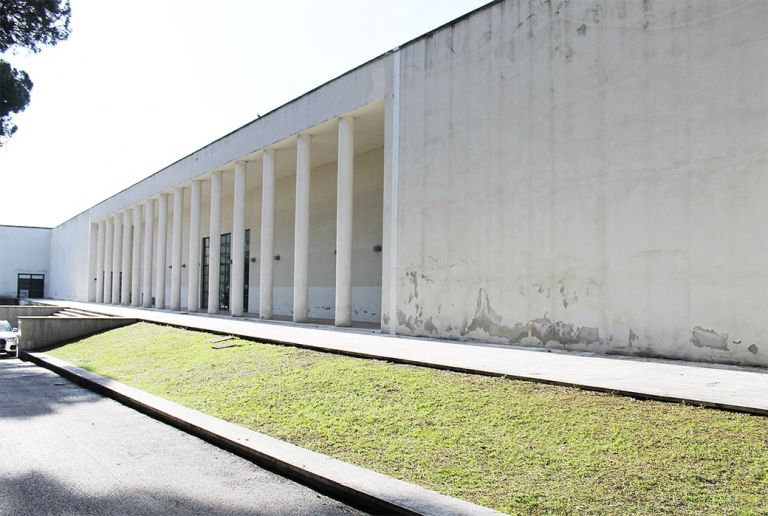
[0,470,316,515]
[0,359,103,420]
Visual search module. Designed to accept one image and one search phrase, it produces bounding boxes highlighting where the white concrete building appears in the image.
[3,0,767,367]
[0,225,51,302]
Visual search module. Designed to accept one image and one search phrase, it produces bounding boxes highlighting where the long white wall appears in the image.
[0,225,51,299]
[42,0,767,367]
[48,212,91,301]
[392,0,768,367]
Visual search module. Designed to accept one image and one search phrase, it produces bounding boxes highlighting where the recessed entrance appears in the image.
[17,273,44,299]
[201,231,249,312]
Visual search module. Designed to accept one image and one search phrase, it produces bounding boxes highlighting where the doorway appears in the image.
[17,273,44,299]
[201,230,249,311]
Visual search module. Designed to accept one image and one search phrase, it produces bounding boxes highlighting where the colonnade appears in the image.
[87,116,357,326]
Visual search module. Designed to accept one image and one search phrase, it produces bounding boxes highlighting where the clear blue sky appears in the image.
[0,0,488,228]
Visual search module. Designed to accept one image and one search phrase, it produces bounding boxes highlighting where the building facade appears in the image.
[0,225,51,302]
[7,0,768,367]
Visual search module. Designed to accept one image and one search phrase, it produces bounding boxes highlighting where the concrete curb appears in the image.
[22,351,503,516]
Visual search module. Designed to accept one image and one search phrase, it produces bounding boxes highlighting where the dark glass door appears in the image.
[201,237,210,309]
[219,233,231,311]
[243,229,250,311]
[200,231,248,312]
[17,273,44,299]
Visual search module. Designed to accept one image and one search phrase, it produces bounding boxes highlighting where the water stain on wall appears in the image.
[462,289,601,347]
[628,328,639,347]
[690,326,729,351]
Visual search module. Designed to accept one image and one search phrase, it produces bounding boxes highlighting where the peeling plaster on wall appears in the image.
[628,329,639,347]
[461,289,602,348]
[406,270,418,304]
[424,317,438,335]
[397,267,446,336]
[391,0,768,368]
[690,326,730,351]
[393,274,766,367]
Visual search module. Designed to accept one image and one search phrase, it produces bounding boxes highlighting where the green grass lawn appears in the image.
[48,322,767,514]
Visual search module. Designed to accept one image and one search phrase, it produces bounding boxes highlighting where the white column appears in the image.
[96,220,106,303]
[131,207,142,307]
[385,51,401,335]
[104,218,114,304]
[208,171,222,314]
[259,150,276,320]
[230,161,247,317]
[170,187,184,311]
[111,215,122,304]
[155,194,168,309]
[121,210,132,305]
[293,134,311,323]
[187,180,202,312]
[87,223,98,302]
[335,116,354,326]
[142,200,154,308]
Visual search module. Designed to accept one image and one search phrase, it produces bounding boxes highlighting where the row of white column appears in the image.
[90,116,356,326]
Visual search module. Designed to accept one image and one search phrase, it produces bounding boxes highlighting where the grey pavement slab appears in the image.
[0,358,363,516]
[39,300,768,415]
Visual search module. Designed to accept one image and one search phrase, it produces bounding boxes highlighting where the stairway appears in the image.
[50,308,109,318]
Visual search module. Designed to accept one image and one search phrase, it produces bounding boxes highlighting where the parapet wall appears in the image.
[0,306,61,328]
[18,317,137,350]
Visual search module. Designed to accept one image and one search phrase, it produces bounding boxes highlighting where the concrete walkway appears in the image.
[39,300,768,415]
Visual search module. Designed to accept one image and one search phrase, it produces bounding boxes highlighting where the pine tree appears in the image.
[0,0,71,145]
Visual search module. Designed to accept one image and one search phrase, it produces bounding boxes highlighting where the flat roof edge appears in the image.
[54,0,501,230]
[0,224,53,230]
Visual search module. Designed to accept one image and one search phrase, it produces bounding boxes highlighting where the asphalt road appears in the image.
[0,358,364,515]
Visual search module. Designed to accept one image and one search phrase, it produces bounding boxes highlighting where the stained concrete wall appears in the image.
[392,0,768,367]
[0,226,51,299]
[0,306,60,328]
[38,0,768,367]
[18,317,137,350]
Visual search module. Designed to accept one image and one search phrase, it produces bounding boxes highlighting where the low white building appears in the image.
[4,0,767,367]
[0,225,51,302]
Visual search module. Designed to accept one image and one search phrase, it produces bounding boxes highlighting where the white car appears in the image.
[0,320,19,358]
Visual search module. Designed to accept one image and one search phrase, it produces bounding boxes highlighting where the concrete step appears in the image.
[54,311,80,318]
[60,308,108,318]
